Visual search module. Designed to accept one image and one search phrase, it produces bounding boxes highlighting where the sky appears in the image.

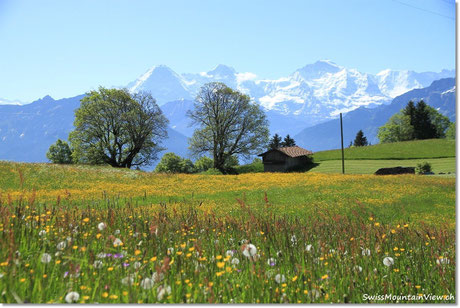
[0,0,455,102]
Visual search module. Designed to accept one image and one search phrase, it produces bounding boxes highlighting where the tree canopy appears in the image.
[187,82,269,173]
[281,134,296,147]
[378,100,450,144]
[155,153,195,173]
[353,130,368,147]
[46,139,73,164]
[268,134,282,150]
[69,87,168,168]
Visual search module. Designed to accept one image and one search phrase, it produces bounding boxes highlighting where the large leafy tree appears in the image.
[377,113,414,143]
[69,87,168,168]
[46,139,73,164]
[188,82,269,173]
[379,100,451,144]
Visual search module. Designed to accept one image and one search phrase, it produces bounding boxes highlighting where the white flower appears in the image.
[329,249,336,254]
[93,260,103,269]
[133,261,142,269]
[0,273,4,278]
[267,258,277,266]
[113,238,123,246]
[140,278,154,290]
[383,257,394,267]
[305,244,313,252]
[66,236,72,243]
[310,289,321,299]
[56,241,67,250]
[276,250,283,257]
[362,248,371,256]
[226,250,234,257]
[275,274,286,284]
[40,253,52,264]
[354,265,363,272]
[97,253,107,259]
[231,258,240,266]
[290,235,297,245]
[152,272,165,282]
[373,268,378,274]
[436,257,450,265]
[97,222,106,231]
[38,230,46,237]
[65,291,80,303]
[157,285,172,301]
[121,275,135,286]
[167,247,175,255]
[114,229,120,235]
[242,244,257,258]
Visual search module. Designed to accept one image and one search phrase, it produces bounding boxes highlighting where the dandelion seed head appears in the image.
[65,291,80,303]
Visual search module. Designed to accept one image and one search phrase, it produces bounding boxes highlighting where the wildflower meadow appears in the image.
[0,162,455,303]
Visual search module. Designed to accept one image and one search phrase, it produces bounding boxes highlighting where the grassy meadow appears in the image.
[0,159,456,303]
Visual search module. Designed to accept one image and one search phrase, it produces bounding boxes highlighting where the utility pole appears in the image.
[340,113,345,174]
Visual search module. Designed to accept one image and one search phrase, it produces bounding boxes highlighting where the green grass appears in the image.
[313,139,455,161]
[0,161,455,303]
[309,157,456,175]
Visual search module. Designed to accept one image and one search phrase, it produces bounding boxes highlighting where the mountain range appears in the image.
[0,60,455,166]
[294,78,456,151]
[128,60,454,132]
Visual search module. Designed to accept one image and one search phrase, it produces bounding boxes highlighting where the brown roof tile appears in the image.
[259,146,313,158]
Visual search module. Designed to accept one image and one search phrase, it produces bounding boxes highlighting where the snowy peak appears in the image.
[126,61,454,123]
[127,65,192,104]
[294,60,342,81]
[206,64,236,78]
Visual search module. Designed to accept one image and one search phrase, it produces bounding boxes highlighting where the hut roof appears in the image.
[258,146,313,158]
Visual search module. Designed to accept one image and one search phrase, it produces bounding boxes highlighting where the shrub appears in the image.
[155,153,196,174]
[416,162,432,174]
[194,156,214,172]
[201,168,223,175]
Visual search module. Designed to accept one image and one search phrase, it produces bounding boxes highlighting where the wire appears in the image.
[391,0,455,21]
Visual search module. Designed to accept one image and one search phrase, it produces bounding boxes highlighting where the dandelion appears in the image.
[231,258,240,266]
[383,257,394,267]
[217,262,225,269]
[152,272,164,282]
[134,249,141,256]
[97,253,107,259]
[41,253,52,264]
[82,218,89,223]
[98,222,106,231]
[157,285,172,301]
[121,275,135,286]
[436,257,450,265]
[267,258,276,266]
[113,238,123,247]
[275,274,286,284]
[140,278,154,290]
[65,292,80,303]
[93,260,103,269]
[242,244,257,258]
[133,261,142,269]
[56,241,66,250]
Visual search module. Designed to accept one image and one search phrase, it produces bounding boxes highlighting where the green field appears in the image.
[310,157,456,174]
[309,139,456,175]
[0,138,456,304]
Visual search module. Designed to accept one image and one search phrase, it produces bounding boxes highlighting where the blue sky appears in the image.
[0,0,455,102]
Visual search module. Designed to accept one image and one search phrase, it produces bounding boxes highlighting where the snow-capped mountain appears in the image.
[127,60,454,127]
[0,98,26,105]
